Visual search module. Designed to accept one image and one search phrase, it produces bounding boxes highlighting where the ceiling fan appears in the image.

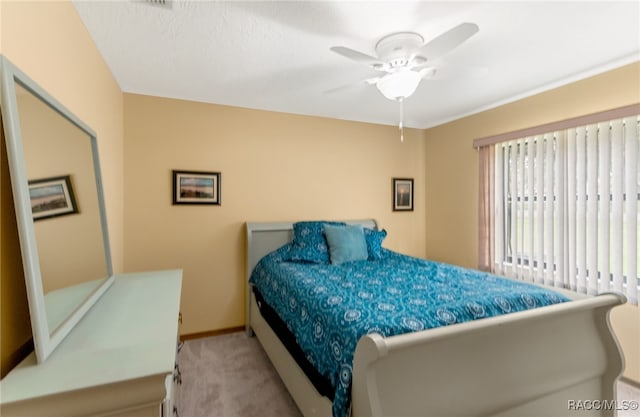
[329,22,480,140]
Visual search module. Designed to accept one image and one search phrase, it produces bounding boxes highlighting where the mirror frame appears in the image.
[0,55,114,363]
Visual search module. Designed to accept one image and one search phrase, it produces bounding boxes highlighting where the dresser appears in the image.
[0,270,182,417]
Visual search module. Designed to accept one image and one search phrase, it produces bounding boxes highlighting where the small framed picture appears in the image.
[29,175,78,221]
[173,170,221,205]
[393,178,413,211]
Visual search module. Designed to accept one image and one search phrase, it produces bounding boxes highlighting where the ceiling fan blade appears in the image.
[419,22,479,61]
[419,67,438,79]
[421,65,488,81]
[330,46,385,68]
[324,76,380,94]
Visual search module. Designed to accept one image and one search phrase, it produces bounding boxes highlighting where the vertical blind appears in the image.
[478,110,639,305]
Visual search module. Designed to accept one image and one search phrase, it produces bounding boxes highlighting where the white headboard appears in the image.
[245,219,378,329]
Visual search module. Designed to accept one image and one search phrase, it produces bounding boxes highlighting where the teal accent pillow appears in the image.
[323,224,368,265]
[363,228,387,260]
[288,221,346,263]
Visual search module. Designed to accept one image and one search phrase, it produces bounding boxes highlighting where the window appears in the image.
[476,106,639,305]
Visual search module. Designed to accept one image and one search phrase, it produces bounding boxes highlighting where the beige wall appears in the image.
[0,0,124,375]
[423,62,640,382]
[1,0,124,272]
[1,116,32,378]
[123,93,427,335]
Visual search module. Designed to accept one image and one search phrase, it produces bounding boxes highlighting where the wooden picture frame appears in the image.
[29,175,78,221]
[393,178,413,211]
[172,170,221,205]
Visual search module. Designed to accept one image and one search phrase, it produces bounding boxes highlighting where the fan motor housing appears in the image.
[375,32,424,64]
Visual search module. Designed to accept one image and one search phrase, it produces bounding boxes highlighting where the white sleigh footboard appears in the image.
[246,221,626,417]
[352,292,626,417]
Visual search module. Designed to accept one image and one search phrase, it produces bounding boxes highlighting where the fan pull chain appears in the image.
[399,98,404,142]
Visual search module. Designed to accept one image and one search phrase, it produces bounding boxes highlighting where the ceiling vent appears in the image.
[133,0,172,10]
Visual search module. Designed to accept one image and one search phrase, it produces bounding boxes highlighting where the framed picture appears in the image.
[393,178,413,211]
[29,175,78,221]
[173,170,221,205]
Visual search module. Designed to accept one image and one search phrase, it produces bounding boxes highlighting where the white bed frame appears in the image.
[245,220,626,417]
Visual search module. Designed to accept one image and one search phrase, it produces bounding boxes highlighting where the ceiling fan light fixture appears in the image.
[376,69,422,101]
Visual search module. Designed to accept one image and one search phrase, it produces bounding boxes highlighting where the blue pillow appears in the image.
[363,228,387,260]
[323,224,368,265]
[288,221,346,263]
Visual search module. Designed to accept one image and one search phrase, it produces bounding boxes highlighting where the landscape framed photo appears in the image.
[393,178,413,211]
[29,175,78,221]
[173,170,221,205]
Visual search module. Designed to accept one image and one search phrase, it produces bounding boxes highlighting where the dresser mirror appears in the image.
[0,56,113,363]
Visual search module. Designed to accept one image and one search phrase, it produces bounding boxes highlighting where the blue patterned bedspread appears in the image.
[249,245,569,417]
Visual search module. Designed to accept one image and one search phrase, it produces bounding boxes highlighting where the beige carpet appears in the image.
[178,331,302,417]
[178,331,640,417]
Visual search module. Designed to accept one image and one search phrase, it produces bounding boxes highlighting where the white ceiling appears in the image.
[73,1,640,129]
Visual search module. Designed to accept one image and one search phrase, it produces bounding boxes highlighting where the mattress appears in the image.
[249,244,570,417]
[253,288,334,399]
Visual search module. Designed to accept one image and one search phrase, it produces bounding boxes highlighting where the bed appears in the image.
[245,219,626,417]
